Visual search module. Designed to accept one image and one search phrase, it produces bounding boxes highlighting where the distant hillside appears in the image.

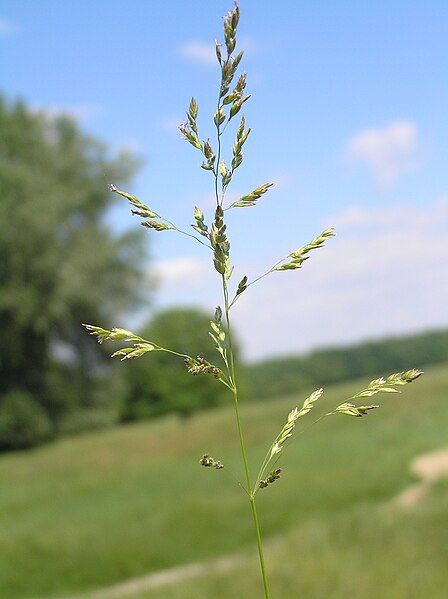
[245,329,448,400]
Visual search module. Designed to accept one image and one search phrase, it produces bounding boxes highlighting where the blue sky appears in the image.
[2,1,448,359]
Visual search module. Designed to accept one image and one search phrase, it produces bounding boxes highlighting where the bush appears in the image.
[0,390,53,450]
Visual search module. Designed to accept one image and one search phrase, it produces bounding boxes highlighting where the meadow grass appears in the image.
[137,481,448,598]
[0,364,447,598]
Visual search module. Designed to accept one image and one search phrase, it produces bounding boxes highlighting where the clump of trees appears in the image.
[0,96,244,451]
[0,96,148,449]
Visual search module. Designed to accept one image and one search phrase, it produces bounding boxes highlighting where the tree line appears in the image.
[244,329,448,400]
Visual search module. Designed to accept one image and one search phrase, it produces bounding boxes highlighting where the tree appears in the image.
[0,96,149,442]
[122,308,241,420]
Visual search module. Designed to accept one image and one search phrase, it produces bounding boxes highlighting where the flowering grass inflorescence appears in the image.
[83,4,423,597]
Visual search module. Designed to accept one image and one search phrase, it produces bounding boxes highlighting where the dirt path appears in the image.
[394,446,448,508]
[55,553,241,599]
[57,446,448,599]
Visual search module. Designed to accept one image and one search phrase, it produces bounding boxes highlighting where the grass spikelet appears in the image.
[259,468,282,489]
[334,402,380,417]
[275,228,335,271]
[141,220,174,232]
[270,388,323,459]
[192,205,209,237]
[330,369,424,417]
[184,355,222,379]
[230,182,273,209]
[109,184,159,219]
[209,306,227,364]
[199,454,225,469]
[351,369,423,399]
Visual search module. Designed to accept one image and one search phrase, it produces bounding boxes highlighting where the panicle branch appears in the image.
[192,205,209,237]
[109,183,172,232]
[232,115,251,172]
[83,323,230,386]
[259,468,282,489]
[253,388,323,495]
[184,355,222,379]
[209,306,228,367]
[179,97,202,151]
[269,389,324,459]
[109,184,159,219]
[82,324,157,359]
[351,369,423,398]
[228,182,274,209]
[275,228,335,271]
[329,369,423,417]
[109,184,211,248]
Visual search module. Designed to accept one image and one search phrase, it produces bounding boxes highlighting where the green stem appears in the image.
[228,257,288,310]
[215,130,222,206]
[164,220,212,250]
[250,496,271,599]
[254,413,330,498]
[222,275,271,598]
[212,86,271,597]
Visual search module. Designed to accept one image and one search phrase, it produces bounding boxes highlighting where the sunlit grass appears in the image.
[0,364,447,598]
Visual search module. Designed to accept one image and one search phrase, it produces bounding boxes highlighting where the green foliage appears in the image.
[121,308,240,420]
[0,96,148,444]
[0,390,52,450]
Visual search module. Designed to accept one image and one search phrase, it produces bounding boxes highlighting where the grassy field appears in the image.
[1,364,447,598]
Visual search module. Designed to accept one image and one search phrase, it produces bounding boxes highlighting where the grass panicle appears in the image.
[83,4,423,597]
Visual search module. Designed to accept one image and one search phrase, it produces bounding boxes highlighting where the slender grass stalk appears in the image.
[222,271,271,597]
[208,33,271,589]
[83,4,423,597]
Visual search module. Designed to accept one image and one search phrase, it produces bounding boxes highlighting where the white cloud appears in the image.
[0,18,16,36]
[151,256,220,313]
[179,40,216,66]
[231,198,448,359]
[345,120,419,189]
[31,103,105,123]
[331,199,448,232]
[153,257,210,285]
[150,199,448,361]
